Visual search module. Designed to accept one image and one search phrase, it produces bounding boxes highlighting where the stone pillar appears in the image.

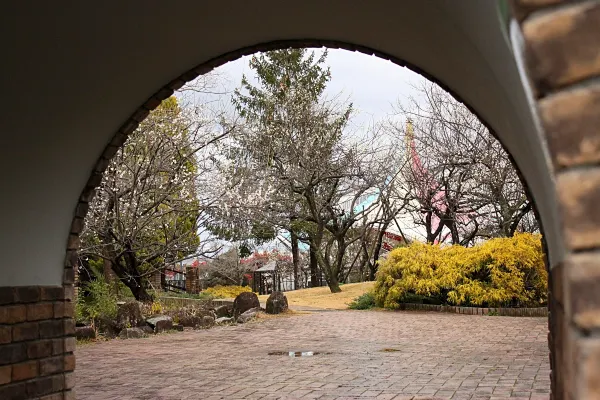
[185,267,199,294]
[148,269,162,292]
[511,1,600,399]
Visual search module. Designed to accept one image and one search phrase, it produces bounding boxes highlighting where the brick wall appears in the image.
[511,1,600,399]
[0,286,75,400]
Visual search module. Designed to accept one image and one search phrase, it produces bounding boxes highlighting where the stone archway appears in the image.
[0,1,598,398]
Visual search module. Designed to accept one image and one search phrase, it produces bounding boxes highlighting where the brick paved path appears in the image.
[76,311,550,400]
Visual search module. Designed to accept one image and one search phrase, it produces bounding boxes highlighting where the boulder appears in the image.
[232,292,260,319]
[266,291,289,314]
[215,316,233,325]
[146,315,173,333]
[214,304,232,318]
[141,326,154,335]
[118,327,147,339]
[168,308,215,328]
[75,326,96,340]
[197,315,215,329]
[237,308,259,324]
[96,316,120,338]
[177,315,202,328]
[116,301,145,330]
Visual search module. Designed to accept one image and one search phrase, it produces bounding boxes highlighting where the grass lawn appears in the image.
[258,281,374,310]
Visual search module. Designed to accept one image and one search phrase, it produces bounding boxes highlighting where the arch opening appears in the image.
[73,45,552,400]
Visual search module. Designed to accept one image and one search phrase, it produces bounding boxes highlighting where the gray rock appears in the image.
[197,315,215,329]
[118,327,147,339]
[116,301,145,329]
[96,316,120,338]
[232,292,260,319]
[146,315,173,333]
[141,326,154,335]
[215,316,233,325]
[214,304,232,318]
[266,291,289,314]
[237,309,258,324]
[75,325,96,340]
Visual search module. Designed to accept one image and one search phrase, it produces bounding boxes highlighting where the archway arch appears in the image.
[3,2,596,399]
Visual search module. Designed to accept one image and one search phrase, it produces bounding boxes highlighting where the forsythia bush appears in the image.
[374,233,547,308]
[203,285,252,299]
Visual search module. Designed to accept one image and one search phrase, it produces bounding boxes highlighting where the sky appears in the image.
[210,48,427,131]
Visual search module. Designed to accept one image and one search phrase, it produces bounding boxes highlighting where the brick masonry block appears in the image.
[66,234,80,250]
[0,288,16,305]
[575,336,600,398]
[540,84,600,170]
[63,267,75,285]
[523,1,600,93]
[39,356,64,376]
[0,305,26,324]
[40,287,64,302]
[64,337,76,353]
[64,354,75,372]
[27,340,53,359]
[63,319,75,336]
[0,365,10,385]
[27,373,64,397]
[567,253,600,330]
[0,381,27,400]
[27,303,54,321]
[12,322,39,342]
[12,360,38,381]
[40,393,64,400]
[54,301,74,319]
[39,320,65,339]
[52,339,64,356]
[64,371,75,389]
[63,285,74,301]
[556,168,600,250]
[0,343,27,365]
[0,325,11,344]
[15,286,41,303]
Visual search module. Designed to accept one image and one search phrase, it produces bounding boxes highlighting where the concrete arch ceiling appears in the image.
[0,1,562,286]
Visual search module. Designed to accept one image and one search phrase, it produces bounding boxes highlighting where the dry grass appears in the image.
[258,282,375,310]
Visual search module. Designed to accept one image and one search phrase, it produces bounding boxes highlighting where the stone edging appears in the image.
[396,302,548,317]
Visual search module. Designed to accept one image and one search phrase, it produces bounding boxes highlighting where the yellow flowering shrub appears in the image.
[203,285,252,299]
[374,233,547,308]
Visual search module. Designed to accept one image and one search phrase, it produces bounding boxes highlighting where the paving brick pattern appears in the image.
[76,311,550,400]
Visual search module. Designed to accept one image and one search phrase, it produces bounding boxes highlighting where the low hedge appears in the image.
[203,285,252,299]
[374,233,547,309]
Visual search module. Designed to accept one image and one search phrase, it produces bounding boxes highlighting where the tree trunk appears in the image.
[309,243,319,287]
[127,279,154,303]
[111,259,154,303]
[103,259,114,283]
[291,229,300,290]
[327,275,342,293]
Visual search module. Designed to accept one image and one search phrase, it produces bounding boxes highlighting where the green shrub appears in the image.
[374,233,547,309]
[76,278,119,326]
[348,292,376,310]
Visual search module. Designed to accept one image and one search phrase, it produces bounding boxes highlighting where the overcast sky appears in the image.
[211,48,427,130]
